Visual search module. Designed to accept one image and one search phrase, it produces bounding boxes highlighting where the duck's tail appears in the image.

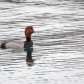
[0,43,6,48]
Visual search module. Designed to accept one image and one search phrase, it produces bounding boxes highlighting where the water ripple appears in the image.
[0,0,84,84]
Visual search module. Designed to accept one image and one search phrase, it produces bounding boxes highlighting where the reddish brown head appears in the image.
[25,26,34,38]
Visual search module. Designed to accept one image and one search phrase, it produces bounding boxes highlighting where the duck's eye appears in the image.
[30,29,32,30]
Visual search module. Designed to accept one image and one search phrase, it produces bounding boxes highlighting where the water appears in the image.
[0,0,84,84]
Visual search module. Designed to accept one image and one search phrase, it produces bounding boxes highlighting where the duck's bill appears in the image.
[33,31,38,33]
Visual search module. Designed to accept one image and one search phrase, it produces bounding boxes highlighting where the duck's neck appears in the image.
[26,37,31,42]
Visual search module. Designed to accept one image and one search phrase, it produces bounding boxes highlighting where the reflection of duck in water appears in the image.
[24,47,34,66]
[0,26,36,49]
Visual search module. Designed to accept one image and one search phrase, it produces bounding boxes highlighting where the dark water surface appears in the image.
[0,0,84,84]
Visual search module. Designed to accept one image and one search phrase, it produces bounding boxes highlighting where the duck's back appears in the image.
[5,40,24,49]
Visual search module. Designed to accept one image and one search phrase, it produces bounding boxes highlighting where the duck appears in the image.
[0,26,36,49]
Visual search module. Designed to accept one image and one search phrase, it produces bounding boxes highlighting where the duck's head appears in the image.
[25,26,34,38]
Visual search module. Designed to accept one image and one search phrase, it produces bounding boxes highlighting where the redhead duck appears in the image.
[0,26,36,49]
